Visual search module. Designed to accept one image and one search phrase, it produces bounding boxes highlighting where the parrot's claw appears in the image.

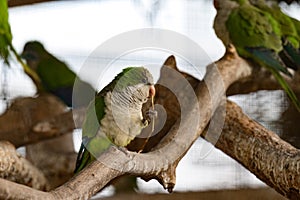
[118,146,130,155]
[144,109,157,123]
[146,109,158,118]
[142,118,149,127]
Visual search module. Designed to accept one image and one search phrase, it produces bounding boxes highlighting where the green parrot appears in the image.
[21,41,95,107]
[213,0,300,111]
[74,67,156,173]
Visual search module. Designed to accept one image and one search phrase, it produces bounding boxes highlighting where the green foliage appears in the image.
[0,0,12,64]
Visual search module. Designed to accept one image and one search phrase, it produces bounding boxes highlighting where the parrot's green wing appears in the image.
[226,3,300,111]
[0,0,12,64]
[250,0,300,70]
[226,4,286,72]
[37,57,76,91]
[74,95,111,173]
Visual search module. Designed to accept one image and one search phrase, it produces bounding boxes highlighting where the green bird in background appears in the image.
[249,0,300,70]
[22,41,94,107]
[213,0,300,111]
[75,67,155,173]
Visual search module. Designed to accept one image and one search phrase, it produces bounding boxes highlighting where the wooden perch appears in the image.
[213,101,300,199]
[0,94,68,148]
[0,94,86,148]
[0,141,49,191]
[0,99,298,199]
[8,0,55,7]
[0,46,299,199]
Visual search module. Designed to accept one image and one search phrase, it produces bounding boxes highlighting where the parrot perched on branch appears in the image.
[74,67,155,173]
[213,0,300,111]
[22,41,94,107]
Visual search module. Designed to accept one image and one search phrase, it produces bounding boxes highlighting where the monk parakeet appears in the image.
[74,67,155,173]
[21,41,94,107]
[213,0,300,111]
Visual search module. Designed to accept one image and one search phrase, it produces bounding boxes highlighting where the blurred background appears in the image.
[1,0,300,198]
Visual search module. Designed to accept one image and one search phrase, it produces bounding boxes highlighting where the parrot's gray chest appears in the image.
[99,91,145,147]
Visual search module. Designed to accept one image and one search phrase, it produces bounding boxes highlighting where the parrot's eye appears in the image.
[142,77,148,84]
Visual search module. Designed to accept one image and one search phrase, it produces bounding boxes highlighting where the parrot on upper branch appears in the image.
[74,67,156,173]
[213,0,300,111]
[22,41,94,107]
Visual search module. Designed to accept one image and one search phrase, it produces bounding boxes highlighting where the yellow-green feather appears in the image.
[0,0,12,64]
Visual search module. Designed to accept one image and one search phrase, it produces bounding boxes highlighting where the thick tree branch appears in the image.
[8,0,55,7]
[210,101,300,199]
[0,141,49,191]
[0,94,68,147]
[227,64,300,96]
[0,100,295,199]
[0,95,86,148]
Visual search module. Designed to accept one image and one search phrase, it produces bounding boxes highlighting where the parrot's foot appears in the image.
[143,108,158,125]
[118,146,130,155]
[146,109,158,118]
[142,118,149,127]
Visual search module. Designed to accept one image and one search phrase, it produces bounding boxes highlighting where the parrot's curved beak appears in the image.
[149,85,156,98]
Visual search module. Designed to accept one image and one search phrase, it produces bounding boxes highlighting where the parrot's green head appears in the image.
[112,67,155,104]
[21,41,49,70]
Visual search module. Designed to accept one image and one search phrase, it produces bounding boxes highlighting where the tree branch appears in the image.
[0,141,49,191]
[210,101,300,199]
[227,63,300,96]
[8,0,55,7]
[0,94,86,148]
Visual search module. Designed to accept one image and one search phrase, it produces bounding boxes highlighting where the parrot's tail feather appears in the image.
[270,68,300,112]
[279,41,300,71]
[74,146,92,174]
[75,143,85,170]
[245,47,293,77]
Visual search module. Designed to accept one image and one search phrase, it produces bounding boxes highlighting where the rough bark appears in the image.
[26,135,77,189]
[212,101,300,200]
[0,94,68,148]
[227,63,300,96]
[8,0,55,7]
[0,100,294,199]
[0,94,81,188]
[0,141,49,191]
